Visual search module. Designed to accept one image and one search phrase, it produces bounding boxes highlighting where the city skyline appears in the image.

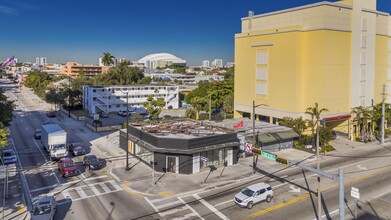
[0,0,390,65]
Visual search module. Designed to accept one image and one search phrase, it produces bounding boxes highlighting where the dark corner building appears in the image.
[119,119,241,174]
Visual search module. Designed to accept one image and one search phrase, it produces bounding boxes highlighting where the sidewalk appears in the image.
[52,109,391,199]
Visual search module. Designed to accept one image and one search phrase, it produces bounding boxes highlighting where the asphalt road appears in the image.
[4,82,391,219]
[6,86,156,219]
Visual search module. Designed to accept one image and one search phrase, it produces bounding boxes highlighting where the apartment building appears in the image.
[83,85,179,114]
[61,62,110,77]
[234,0,391,135]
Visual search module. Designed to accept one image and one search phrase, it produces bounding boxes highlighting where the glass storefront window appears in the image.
[135,144,154,165]
[200,148,230,169]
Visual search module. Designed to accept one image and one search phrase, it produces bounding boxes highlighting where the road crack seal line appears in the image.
[245,165,391,219]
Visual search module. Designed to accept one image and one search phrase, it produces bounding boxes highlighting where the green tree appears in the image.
[24,71,51,97]
[351,106,372,137]
[0,90,15,125]
[45,89,65,110]
[143,95,166,119]
[305,103,329,139]
[279,116,307,136]
[371,103,391,130]
[93,64,144,86]
[102,52,115,66]
[0,122,8,149]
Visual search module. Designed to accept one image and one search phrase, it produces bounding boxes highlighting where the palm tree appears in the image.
[102,52,115,66]
[351,106,372,138]
[305,102,329,140]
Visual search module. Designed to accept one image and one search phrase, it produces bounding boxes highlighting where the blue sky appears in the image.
[0,0,390,66]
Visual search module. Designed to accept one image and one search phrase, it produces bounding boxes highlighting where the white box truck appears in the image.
[41,124,68,160]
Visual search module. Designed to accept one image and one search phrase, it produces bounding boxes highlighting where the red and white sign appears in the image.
[245,143,252,152]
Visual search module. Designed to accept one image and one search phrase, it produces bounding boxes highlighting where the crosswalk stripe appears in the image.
[159,206,188,217]
[178,197,204,220]
[172,212,198,220]
[109,181,123,191]
[91,185,101,195]
[156,200,182,209]
[100,183,111,193]
[75,187,87,198]
[62,191,72,200]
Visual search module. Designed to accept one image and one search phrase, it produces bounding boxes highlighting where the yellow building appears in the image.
[234,0,391,136]
[61,62,110,77]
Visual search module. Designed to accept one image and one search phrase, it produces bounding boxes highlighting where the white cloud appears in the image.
[0,5,17,15]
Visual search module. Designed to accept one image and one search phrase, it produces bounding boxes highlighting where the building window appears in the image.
[93,89,96,93]
[256,68,268,80]
[362,18,367,32]
[256,51,268,65]
[256,83,268,95]
[93,97,96,101]
[361,35,367,48]
[360,69,366,82]
[361,52,366,65]
[360,84,365,97]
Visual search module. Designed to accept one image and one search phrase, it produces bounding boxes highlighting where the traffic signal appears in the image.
[276,156,289,166]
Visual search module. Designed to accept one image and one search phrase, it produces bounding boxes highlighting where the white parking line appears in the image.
[159,206,188,216]
[62,190,72,200]
[145,197,159,212]
[100,182,110,193]
[30,184,58,193]
[110,181,123,191]
[313,209,339,220]
[91,185,101,195]
[75,187,87,198]
[193,194,229,220]
[172,213,198,220]
[155,200,182,209]
[215,199,234,207]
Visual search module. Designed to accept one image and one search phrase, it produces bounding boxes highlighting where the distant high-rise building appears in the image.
[35,57,47,66]
[211,59,223,68]
[226,62,234,68]
[202,60,210,68]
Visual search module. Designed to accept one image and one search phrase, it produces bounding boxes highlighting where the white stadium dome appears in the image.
[138,53,186,66]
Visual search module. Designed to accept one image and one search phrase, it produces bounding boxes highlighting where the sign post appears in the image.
[200,157,208,183]
[351,187,360,219]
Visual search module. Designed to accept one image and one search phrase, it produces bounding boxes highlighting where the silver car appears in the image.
[31,195,57,220]
[234,182,273,209]
[1,149,17,165]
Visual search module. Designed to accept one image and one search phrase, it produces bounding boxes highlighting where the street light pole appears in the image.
[381,84,387,144]
[252,100,267,174]
[125,91,130,171]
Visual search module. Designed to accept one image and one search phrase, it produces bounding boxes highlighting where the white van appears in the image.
[234,182,273,209]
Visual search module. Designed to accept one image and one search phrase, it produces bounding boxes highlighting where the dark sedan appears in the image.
[47,111,56,117]
[68,143,87,156]
[83,155,106,170]
[34,129,41,139]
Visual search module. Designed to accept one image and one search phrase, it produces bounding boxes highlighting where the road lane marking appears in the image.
[159,206,188,216]
[75,187,87,198]
[100,182,111,193]
[110,181,123,191]
[155,200,182,209]
[91,185,101,195]
[29,184,58,193]
[177,197,204,220]
[245,166,391,219]
[215,199,234,207]
[62,191,72,200]
[313,209,339,220]
[32,138,61,185]
[193,194,229,220]
[172,213,198,220]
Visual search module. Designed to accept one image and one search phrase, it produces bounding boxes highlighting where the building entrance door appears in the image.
[167,156,177,173]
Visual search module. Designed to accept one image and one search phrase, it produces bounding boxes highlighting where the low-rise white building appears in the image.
[83,85,179,114]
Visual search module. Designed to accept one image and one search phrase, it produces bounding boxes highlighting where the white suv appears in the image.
[234,182,273,209]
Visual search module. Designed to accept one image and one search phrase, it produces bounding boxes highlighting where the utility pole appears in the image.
[125,91,130,171]
[252,100,267,174]
[209,95,212,121]
[381,85,387,144]
[316,121,321,220]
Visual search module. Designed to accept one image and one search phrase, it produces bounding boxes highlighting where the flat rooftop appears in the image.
[134,119,235,139]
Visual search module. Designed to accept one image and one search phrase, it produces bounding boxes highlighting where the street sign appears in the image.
[276,156,289,166]
[262,151,276,161]
[252,148,262,155]
[245,143,252,152]
[351,187,360,199]
[200,156,208,162]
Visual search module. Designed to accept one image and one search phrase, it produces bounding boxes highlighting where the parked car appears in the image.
[58,158,78,177]
[31,195,57,220]
[234,183,273,209]
[1,149,17,165]
[46,111,56,118]
[83,155,106,170]
[43,121,56,125]
[34,129,42,139]
[68,143,87,156]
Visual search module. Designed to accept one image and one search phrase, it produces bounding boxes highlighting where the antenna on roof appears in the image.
[248,11,254,32]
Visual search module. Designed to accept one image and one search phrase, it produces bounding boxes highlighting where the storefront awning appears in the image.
[246,130,299,145]
[323,114,351,122]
